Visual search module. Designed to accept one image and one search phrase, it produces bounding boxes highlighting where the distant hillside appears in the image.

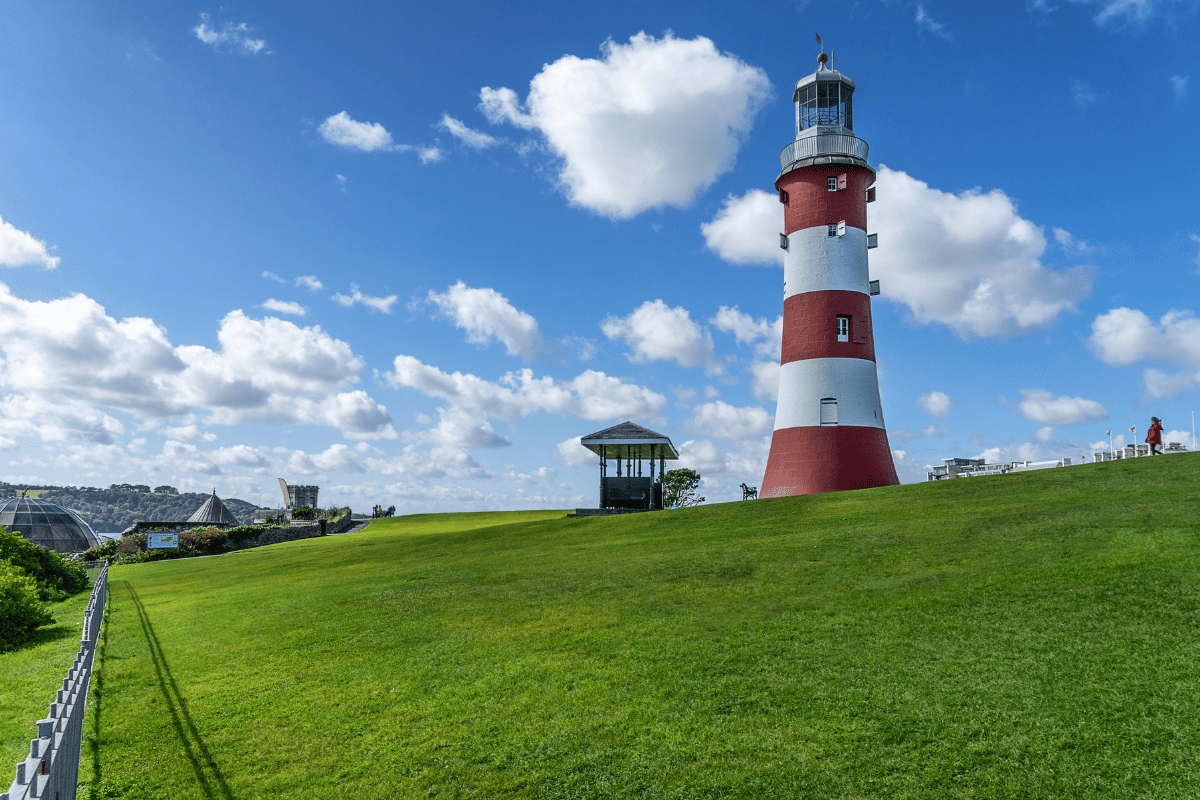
[0,483,264,533]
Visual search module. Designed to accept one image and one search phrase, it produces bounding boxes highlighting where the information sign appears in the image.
[148,533,179,549]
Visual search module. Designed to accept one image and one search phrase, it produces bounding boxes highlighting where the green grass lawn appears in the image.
[45,456,1200,797]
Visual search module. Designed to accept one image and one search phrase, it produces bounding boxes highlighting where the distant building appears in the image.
[928,456,1071,481]
[278,478,318,509]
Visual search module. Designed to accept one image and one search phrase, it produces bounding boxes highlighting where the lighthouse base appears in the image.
[760,425,899,498]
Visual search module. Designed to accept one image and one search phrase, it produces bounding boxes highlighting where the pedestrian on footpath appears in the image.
[1147,417,1164,456]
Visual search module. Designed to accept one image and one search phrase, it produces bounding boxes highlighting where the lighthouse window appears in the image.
[827,224,838,237]
[827,176,838,191]
[836,315,850,342]
[796,82,853,131]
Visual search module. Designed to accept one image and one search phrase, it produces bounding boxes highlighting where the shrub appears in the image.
[291,506,315,521]
[0,561,54,652]
[0,526,88,601]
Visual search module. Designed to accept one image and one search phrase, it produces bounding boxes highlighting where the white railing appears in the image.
[3,565,107,800]
[779,134,869,169]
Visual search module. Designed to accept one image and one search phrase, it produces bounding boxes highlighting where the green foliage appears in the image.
[663,467,705,507]
[0,526,88,601]
[0,561,53,652]
[290,505,315,520]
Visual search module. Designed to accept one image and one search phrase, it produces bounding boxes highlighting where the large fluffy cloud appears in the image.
[387,356,666,422]
[704,169,1095,338]
[428,282,551,360]
[0,283,395,441]
[1017,389,1108,425]
[479,32,770,219]
[0,216,60,269]
[868,167,1094,337]
[602,300,720,373]
[1089,306,1200,396]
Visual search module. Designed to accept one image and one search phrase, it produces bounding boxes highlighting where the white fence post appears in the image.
[3,564,107,800]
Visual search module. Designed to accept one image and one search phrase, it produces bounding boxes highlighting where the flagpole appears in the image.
[1107,429,1112,460]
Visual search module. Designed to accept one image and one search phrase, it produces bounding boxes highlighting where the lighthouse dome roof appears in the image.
[793,64,855,100]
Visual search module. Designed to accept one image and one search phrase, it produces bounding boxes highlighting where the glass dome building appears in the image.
[0,496,101,554]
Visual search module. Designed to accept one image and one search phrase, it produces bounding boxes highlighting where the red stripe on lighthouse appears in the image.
[780,291,876,364]
[778,167,874,234]
[760,426,898,497]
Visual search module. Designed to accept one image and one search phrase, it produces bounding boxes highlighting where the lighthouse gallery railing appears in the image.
[780,134,869,169]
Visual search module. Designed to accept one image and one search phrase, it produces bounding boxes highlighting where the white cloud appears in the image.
[262,271,286,284]
[479,32,770,219]
[1086,0,1158,26]
[1053,227,1097,254]
[192,13,266,55]
[1035,425,1055,442]
[296,275,324,291]
[319,111,396,152]
[1171,75,1189,101]
[915,3,952,38]
[262,299,306,316]
[0,283,394,442]
[160,423,217,443]
[437,115,499,149]
[701,190,782,267]
[917,391,952,419]
[556,436,594,466]
[427,282,551,359]
[602,300,720,373]
[891,449,930,484]
[749,360,779,404]
[675,435,771,500]
[711,306,781,360]
[1088,308,1200,396]
[386,356,667,423]
[1017,389,1108,425]
[685,401,772,440]
[332,284,398,313]
[0,216,59,269]
[870,167,1093,338]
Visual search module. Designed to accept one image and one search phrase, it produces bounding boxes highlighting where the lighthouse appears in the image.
[759,48,899,498]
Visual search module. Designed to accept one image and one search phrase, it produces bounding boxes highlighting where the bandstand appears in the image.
[575,421,679,515]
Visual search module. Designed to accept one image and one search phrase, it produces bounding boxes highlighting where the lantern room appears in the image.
[793,52,855,134]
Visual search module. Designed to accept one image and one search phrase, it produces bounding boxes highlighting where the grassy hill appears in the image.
[21,454,1200,797]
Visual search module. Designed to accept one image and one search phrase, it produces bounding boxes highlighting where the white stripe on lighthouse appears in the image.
[783,227,870,298]
[773,357,887,430]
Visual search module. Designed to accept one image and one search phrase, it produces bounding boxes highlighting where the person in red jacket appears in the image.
[1147,417,1164,455]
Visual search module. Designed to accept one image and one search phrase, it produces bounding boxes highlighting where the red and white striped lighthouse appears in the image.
[760,49,899,498]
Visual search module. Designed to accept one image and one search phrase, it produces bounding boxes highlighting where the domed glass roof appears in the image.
[0,497,101,554]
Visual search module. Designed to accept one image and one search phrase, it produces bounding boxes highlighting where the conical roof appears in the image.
[187,490,239,525]
[0,496,100,553]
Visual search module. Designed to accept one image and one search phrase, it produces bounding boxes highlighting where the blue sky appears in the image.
[1,0,1197,516]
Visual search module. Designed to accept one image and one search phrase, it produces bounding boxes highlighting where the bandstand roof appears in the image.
[579,421,679,460]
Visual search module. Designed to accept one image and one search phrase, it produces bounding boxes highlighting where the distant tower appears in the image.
[760,47,899,497]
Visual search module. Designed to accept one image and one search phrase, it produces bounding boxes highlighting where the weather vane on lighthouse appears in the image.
[759,43,899,497]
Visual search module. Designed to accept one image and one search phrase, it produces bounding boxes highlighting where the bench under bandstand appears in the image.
[572,421,679,516]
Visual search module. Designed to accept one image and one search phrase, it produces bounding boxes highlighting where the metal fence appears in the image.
[3,564,108,800]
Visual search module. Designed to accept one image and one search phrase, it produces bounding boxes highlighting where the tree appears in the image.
[663,468,704,508]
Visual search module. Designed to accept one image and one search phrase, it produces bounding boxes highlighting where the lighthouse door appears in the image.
[820,398,838,426]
